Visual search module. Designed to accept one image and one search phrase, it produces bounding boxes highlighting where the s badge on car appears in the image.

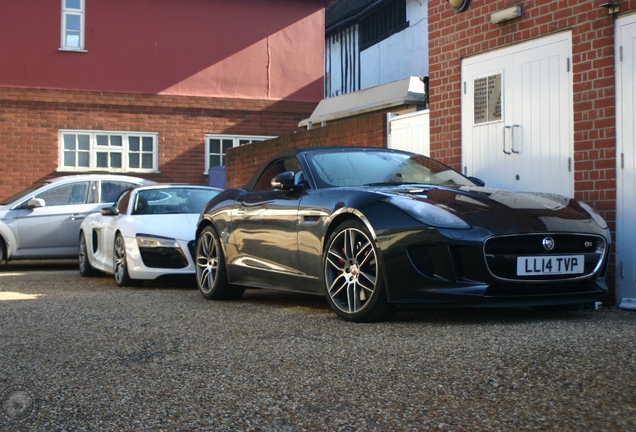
[542,237,555,251]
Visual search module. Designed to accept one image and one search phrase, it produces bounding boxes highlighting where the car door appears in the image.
[230,157,302,277]
[14,180,94,257]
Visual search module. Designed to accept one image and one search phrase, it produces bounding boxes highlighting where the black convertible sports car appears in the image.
[195,146,611,322]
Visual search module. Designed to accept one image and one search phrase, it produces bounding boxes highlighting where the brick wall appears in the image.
[225,113,388,188]
[429,0,636,298]
[0,87,316,200]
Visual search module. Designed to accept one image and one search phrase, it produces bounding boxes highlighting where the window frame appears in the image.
[205,134,275,174]
[58,130,159,174]
[60,0,86,52]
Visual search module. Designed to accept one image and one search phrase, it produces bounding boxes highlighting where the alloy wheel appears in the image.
[196,230,218,295]
[114,235,127,285]
[325,227,378,314]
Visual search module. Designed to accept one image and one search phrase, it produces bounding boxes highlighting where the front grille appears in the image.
[140,247,189,269]
[485,234,602,255]
[484,233,606,281]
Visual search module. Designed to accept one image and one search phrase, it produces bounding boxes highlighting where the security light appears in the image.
[448,0,470,13]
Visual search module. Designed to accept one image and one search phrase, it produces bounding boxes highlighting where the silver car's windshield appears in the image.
[0,183,49,206]
[306,151,475,188]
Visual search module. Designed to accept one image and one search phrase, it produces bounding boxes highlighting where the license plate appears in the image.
[517,255,584,276]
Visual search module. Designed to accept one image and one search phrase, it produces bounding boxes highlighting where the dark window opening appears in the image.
[359,0,408,51]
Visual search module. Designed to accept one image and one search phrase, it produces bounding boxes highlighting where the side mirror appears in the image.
[468,176,485,187]
[24,198,45,208]
[100,206,119,216]
[271,171,298,190]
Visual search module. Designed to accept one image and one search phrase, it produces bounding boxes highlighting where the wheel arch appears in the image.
[323,208,378,254]
[0,234,6,263]
[0,225,17,262]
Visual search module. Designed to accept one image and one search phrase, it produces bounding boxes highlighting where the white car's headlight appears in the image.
[136,235,179,248]
[579,202,608,229]
[390,197,471,229]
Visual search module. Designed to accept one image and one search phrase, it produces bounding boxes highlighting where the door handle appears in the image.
[70,214,86,221]
[503,125,512,155]
[511,124,521,154]
[503,124,521,155]
[237,207,246,215]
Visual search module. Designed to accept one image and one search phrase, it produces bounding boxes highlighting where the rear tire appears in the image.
[323,220,396,322]
[79,232,99,277]
[0,237,6,265]
[196,225,244,300]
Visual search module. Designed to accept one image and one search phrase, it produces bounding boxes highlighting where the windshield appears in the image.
[305,150,475,188]
[132,187,220,215]
[0,182,49,206]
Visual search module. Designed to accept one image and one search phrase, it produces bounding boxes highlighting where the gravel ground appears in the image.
[0,261,635,431]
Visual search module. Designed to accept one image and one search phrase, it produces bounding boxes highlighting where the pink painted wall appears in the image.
[0,0,325,101]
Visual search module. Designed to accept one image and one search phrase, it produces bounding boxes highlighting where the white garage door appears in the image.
[461,32,573,197]
[616,15,636,309]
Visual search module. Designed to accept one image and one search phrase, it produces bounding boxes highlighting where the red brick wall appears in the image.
[0,87,316,200]
[429,0,636,298]
[225,113,388,188]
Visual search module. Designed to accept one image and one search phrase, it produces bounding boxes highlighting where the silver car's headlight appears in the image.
[390,197,471,229]
[579,202,608,229]
[136,235,179,248]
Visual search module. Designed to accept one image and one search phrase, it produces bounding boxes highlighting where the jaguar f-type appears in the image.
[194,147,610,322]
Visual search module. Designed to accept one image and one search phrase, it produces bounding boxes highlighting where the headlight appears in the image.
[579,202,608,229]
[390,197,471,229]
[136,235,179,248]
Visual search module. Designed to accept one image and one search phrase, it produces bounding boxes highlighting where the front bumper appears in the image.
[381,229,610,307]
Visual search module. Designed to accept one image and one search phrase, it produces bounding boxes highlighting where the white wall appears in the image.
[360,0,429,90]
[325,0,428,98]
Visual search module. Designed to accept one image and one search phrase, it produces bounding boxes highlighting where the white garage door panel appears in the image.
[387,111,430,155]
[616,16,636,308]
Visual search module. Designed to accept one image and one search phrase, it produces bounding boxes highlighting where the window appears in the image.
[61,0,85,51]
[100,181,139,203]
[359,0,408,51]
[59,130,159,173]
[35,181,90,206]
[253,158,302,192]
[205,134,275,174]
[116,189,132,214]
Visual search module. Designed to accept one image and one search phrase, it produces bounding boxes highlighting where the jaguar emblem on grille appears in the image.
[542,237,555,251]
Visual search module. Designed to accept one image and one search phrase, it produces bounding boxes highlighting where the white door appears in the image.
[387,111,430,155]
[616,15,636,309]
[461,32,573,197]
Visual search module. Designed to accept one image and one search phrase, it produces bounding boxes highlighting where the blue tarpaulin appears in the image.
[208,166,226,189]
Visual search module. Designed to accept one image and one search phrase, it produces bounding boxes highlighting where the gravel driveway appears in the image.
[1,261,635,431]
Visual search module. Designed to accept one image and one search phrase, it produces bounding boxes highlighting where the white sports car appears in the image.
[78,184,222,286]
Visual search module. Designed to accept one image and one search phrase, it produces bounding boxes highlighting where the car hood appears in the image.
[381,185,603,234]
[131,213,200,241]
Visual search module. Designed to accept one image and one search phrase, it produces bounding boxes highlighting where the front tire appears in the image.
[323,220,396,322]
[114,233,141,287]
[79,231,99,277]
[196,225,244,300]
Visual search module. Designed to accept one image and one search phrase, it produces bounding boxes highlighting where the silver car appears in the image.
[0,174,154,263]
